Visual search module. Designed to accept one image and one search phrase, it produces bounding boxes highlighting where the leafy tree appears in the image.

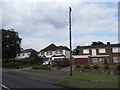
[2,29,22,59]
[73,46,80,55]
[91,41,104,45]
[29,50,43,64]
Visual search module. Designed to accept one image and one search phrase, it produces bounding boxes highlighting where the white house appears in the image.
[39,44,70,64]
[16,49,37,59]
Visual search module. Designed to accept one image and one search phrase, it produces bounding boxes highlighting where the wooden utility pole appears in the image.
[69,7,72,76]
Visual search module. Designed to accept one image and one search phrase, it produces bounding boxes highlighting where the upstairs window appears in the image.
[55,50,63,54]
[113,57,120,63]
[83,49,89,54]
[99,48,106,53]
[112,48,120,53]
[46,51,52,55]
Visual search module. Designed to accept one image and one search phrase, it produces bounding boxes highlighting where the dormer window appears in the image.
[46,51,52,55]
[55,50,63,54]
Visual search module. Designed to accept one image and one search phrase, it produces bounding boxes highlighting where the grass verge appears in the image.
[57,80,101,89]
[65,72,119,87]
[7,71,21,75]
[21,69,50,72]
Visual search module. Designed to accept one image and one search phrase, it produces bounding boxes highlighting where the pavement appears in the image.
[2,67,119,89]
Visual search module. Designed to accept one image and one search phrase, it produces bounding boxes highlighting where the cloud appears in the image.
[1,1,118,51]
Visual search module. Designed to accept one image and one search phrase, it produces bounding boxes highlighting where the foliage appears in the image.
[2,58,42,68]
[57,58,70,67]
[52,62,58,67]
[91,41,104,45]
[83,64,90,69]
[117,65,120,70]
[21,69,50,72]
[75,64,81,68]
[32,65,51,70]
[2,29,22,59]
[104,65,109,69]
[93,64,99,69]
[73,46,80,55]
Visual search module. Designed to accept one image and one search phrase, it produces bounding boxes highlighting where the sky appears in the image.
[1,0,119,51]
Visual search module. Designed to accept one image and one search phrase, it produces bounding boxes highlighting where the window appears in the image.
[99,48,106,53]
[83,49,89,54]
[92,58,97,63]
[46,51,52,55]
[112,48,120,52]
[18,54,20,56]
[113,57,120,63]
[55,50,63,54]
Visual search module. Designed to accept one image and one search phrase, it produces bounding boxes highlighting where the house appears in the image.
[16,48,37,59]
[39,44,70,64]
[73,42,120,65]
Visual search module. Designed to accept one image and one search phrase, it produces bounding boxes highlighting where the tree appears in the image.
[73,46,80,55]
[91,41,104,45]
[2,29,22,59]
[29,50,43,64]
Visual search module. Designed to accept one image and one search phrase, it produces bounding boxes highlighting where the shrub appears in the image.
[117,65,120,70]
[32,65,51,70]
[84,64,90,69]
[93,64,99,69]
[52,63,57,67]
[76,64,81,68]
[57,58,70,67]
[104,65,109,69]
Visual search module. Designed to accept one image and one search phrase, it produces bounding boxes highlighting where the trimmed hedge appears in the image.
[83,64,90,69]
[32,65,51,70]
[76,64,81,68]
[104,65,109,69]
[93,64,99,69]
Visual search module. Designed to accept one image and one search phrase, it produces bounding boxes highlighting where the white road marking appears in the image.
[1,84,10,90]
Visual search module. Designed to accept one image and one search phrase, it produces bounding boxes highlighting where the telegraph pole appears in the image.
[69,7,72,76]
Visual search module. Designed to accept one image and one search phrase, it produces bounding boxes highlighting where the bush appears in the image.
[32,65,51,70]
[76,64,81,68]
[104,65,109,69]
[52,63,57,67]
[93,64,99,69]
[83,64,90,69]
[57,58,70,67]
[117,65,120,70]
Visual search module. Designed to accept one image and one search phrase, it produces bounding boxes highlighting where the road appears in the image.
[2,71,71,89]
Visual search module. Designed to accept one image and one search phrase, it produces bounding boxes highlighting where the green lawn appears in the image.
[65,72,119,87]
[57,80,101,89]
[21,69,50,72]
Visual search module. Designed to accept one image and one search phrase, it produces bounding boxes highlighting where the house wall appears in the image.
[16,52,31,59]
[74,58,88,65]
[75,47,120,65]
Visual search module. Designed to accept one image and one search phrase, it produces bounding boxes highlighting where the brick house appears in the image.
[73,42,120,65]
[38,44,70,65]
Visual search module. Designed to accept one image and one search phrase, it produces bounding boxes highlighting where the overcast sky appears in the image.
[1,0,119,51]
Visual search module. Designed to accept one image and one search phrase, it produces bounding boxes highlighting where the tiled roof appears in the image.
[19,49,37,54]
[77,43,120,49]
[40,44,70,52]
